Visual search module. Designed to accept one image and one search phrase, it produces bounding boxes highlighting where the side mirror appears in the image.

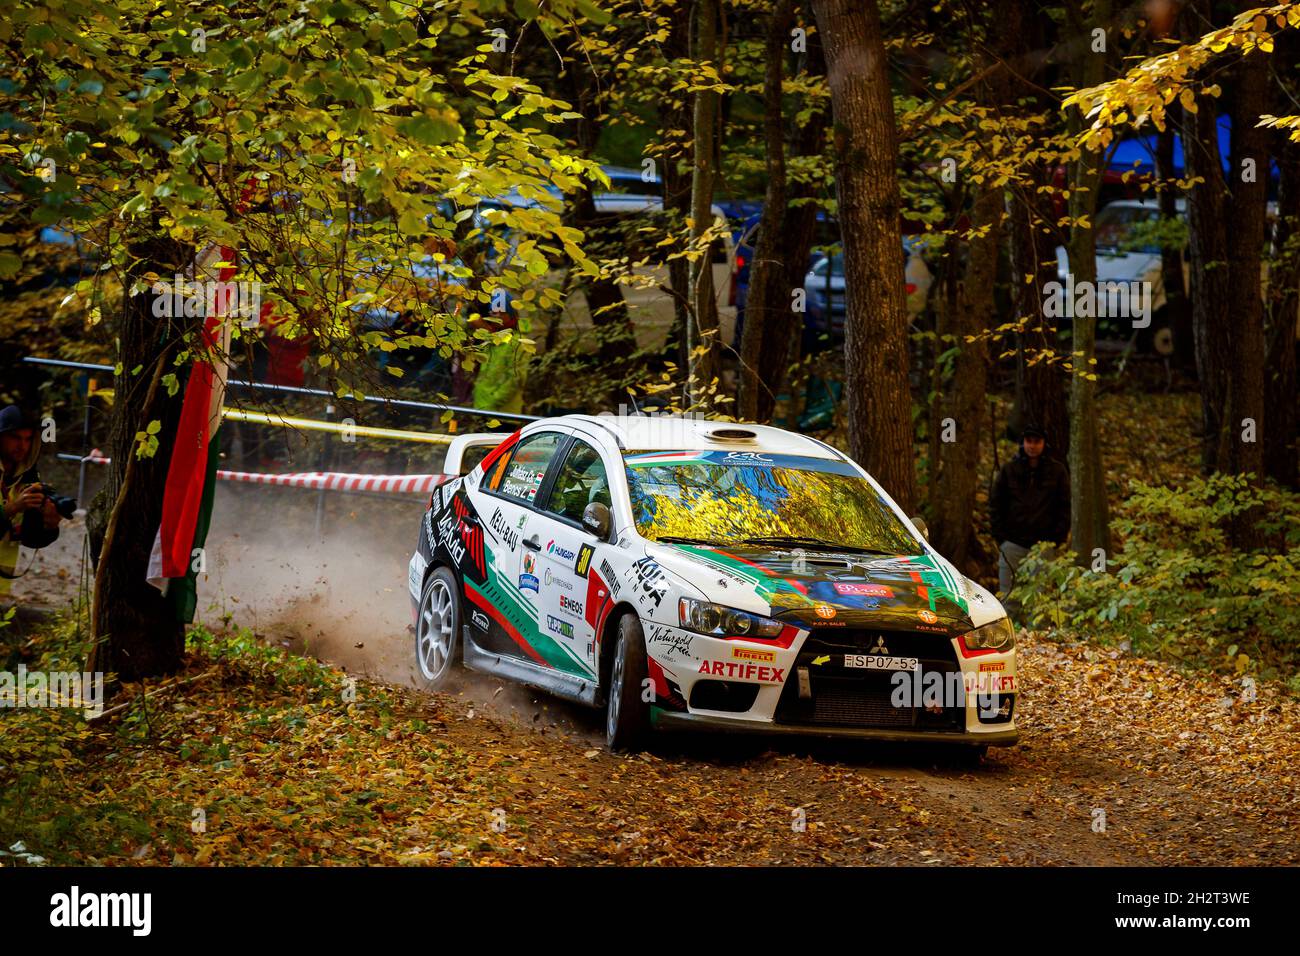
[910,516,929,541]
[582,501,612,541]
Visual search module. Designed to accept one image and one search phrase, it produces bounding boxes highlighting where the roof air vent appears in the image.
[707,426,758,442]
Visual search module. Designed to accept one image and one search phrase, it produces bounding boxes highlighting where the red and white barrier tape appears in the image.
[82,450,453,495]
[216,469,454,494]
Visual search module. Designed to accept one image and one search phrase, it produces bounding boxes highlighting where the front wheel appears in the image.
[606,613,651,751]
[414,566,461,690]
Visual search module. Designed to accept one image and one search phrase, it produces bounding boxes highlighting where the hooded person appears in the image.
[990,423,1070,597]
[0,405,63,597]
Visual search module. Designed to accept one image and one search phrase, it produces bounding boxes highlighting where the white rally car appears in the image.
[409,416,1018,753]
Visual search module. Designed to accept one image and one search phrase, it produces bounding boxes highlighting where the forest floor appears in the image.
[3,385,1297,866]
[2,618,1296,866]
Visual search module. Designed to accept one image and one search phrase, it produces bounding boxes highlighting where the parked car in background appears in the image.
[1054,198,1188,358]
[729,214,933,350]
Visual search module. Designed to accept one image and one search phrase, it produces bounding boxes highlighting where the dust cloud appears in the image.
[195,484,601,739]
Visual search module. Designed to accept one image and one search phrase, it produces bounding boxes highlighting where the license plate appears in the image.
[843,654,919,671]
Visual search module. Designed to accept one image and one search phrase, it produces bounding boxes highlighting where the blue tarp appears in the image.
[1107,114,1278,181]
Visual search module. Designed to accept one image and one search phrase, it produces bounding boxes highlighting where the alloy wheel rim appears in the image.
[418,579,454,681]
[608,637,624,738]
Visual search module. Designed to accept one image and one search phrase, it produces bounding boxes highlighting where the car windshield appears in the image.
[1095,204,1160,254]
[623,450,920,554]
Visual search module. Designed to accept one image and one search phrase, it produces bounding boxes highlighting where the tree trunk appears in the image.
[930,183,1000,570]
[1266,111,1300,490]
[1182,81,1233,475]
[1064,0,1112,562]
[559,68,636,408]
[738,0,798,422]
[659,12,694,373]
[91,239,189,681]
[763,20,828,421]
[687,0,722,408]
[811,0,917,514]
[1155,118,1193,367]
[1008,158,1069,454]
[1224,47,1269,491]
[928,19,1009,570]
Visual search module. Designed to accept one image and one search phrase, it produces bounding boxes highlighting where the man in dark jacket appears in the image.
[1,405,63,599]
[990,423,1070,596]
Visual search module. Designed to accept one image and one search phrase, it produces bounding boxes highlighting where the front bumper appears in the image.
[649,708,1019,747]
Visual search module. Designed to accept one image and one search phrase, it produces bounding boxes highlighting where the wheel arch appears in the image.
[597,600,641,696]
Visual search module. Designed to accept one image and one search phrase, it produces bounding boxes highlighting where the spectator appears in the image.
[990,423,1070,597]
[0,406,63,599]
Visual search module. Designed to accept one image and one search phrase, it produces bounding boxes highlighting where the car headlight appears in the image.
[678,598,784,639]
[965,617,1016,650]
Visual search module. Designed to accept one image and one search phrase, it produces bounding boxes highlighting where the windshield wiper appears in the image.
[655,535,723,546]
[737,536,894,556]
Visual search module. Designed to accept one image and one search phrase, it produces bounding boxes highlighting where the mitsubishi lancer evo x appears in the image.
[408,416,1018,753]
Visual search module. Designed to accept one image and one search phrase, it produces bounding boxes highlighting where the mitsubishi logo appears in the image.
[870,636,889,655]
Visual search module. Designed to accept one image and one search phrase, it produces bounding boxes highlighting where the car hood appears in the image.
[650,542,999,636]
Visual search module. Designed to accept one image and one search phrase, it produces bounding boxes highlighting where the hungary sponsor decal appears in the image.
[547,539,577,561]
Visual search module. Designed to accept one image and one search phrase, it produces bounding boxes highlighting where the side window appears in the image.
[496,432,566,503]
[459,442,494,477]
[543,439,611,524]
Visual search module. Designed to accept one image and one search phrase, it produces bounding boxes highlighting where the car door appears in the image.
[530,436,615,678]
[468,428,570,664]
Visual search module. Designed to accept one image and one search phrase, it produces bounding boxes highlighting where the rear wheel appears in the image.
[414,566,461,690]
[606,613,651,751]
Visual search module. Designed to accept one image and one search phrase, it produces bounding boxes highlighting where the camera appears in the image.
[18,485,76,548]
[39,485,78,520]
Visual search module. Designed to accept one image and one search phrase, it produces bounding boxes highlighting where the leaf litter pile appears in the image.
[1,618,1296,867]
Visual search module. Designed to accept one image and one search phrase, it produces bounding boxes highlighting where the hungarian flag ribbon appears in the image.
[146,243,236,620]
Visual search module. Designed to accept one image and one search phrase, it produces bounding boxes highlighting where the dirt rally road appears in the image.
[13,488,1300,866]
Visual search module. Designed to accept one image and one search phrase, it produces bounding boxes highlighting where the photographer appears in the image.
[0,405,64,598]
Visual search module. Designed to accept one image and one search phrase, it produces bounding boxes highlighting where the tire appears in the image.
[414,566,462,690]
[605,613,651,751]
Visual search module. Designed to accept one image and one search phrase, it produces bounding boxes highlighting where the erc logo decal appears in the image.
[698,660,785,683]
[574,544,595,577]
[732,647,776,664]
